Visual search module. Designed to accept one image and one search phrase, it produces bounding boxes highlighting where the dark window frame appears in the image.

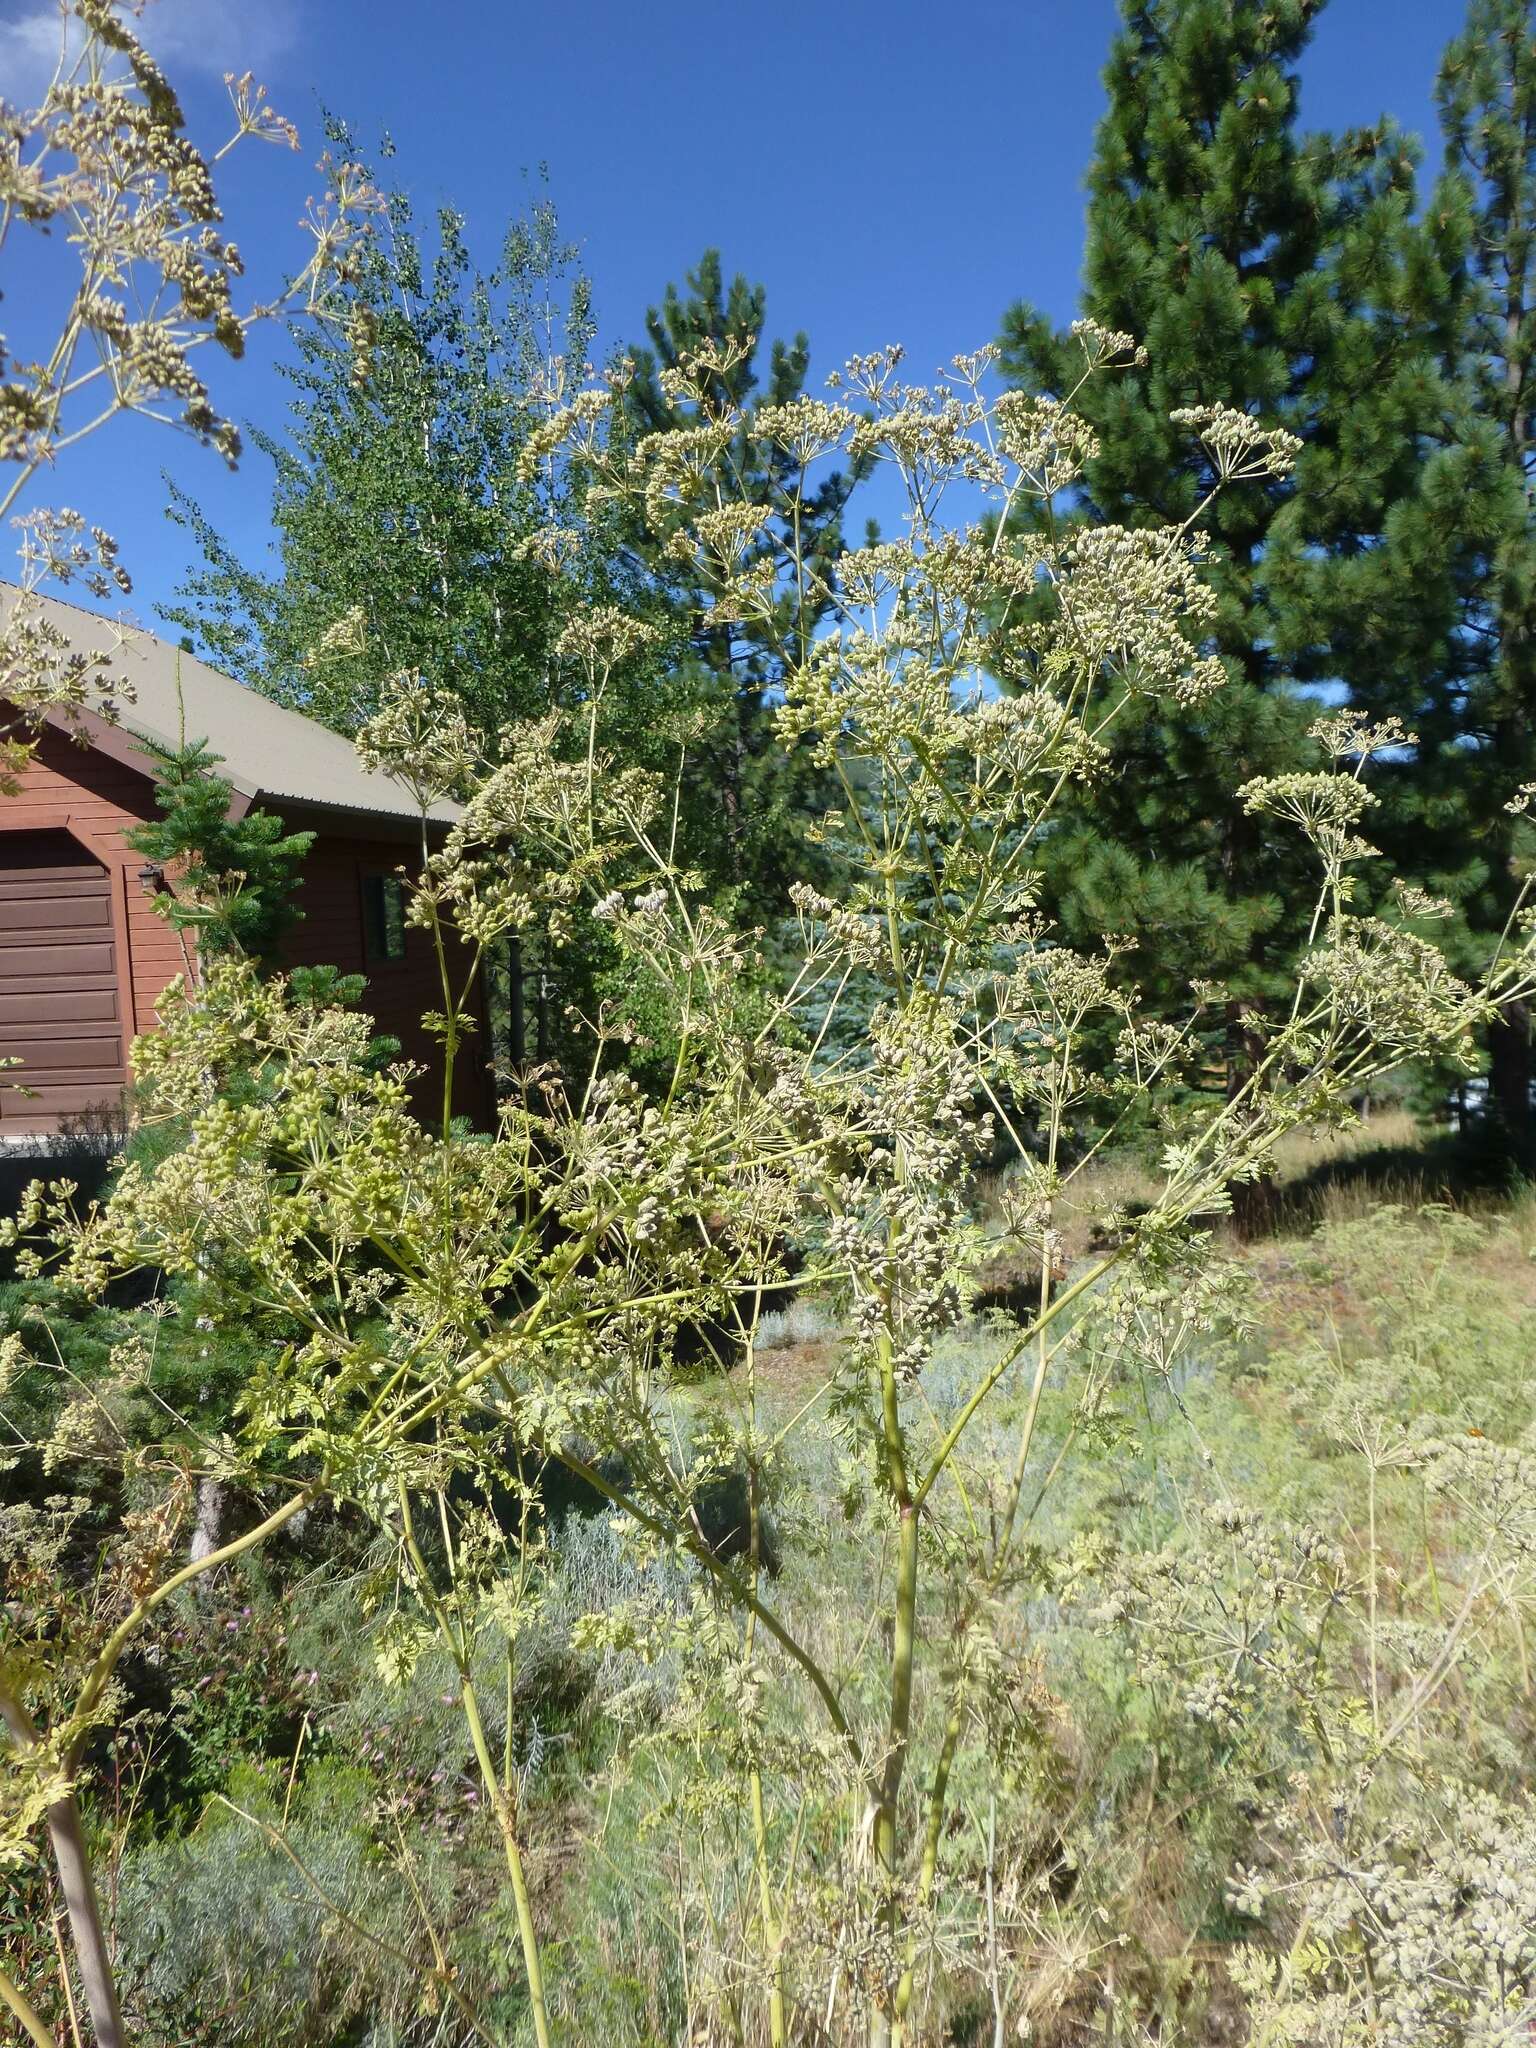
[359,869,409,967]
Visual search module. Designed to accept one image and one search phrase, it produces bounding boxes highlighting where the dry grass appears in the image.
[974,1108,1529,1260]
[567,1132,1536,2047]
[709,1115,1536,1444]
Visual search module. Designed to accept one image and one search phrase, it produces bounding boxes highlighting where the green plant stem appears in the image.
[745,1456,788,2048]
[883,1186,1079,2033]
[1367,1458,1381,1733]
[886,1292,1068,2027]
[460,1671,552,2048]
[992,1320,1066,1578]
[395,1482,552,2048]
[872,1495,920,2048]
[0,1962,58,2048]
[750,1767,786,2048]
[421,860,462,1143]
[914,1255,1118,1509]
[894,1687,963,2026]
[70,1482,319,1743]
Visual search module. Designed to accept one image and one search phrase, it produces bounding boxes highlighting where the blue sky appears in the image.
[2,0,1469,639]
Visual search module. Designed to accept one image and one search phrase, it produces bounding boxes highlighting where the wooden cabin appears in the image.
[0,588,491,1138]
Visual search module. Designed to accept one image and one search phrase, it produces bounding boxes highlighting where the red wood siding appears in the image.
[273,823,494,1125]
[0,712,492,1134]
[0,830,127,1133]
[1,715,186,1043]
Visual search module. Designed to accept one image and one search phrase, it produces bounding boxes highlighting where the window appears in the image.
[361,872,407,963]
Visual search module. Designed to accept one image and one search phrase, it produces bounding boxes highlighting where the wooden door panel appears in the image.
[0,831,126,1130]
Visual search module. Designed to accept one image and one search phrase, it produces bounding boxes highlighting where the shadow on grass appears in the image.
[1265,1117,1534,1238]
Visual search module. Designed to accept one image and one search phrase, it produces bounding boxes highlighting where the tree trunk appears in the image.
[1230,1170,1279,1240]
[189,1475,226,1578]
[1226,1000,1278,1240]
[1488,1000,1532,1157]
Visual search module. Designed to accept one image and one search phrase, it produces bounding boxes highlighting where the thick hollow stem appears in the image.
[894,1689,963,2025]
[870,1500,920,2048]
[750,1767,787,2048]
[459,1673,552,2048]
[0,1680,122,2048]
[746,1458,788,2048]
[395,1482,551,2048]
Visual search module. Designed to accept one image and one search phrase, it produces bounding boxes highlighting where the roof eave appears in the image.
[38,701,264,801]
[257,790,456,838]
[33,704,447,834]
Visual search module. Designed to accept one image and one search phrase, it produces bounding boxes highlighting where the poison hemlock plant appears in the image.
[618,248,868,918]
[11,324,1534,2048]
[9,11,1536,2046]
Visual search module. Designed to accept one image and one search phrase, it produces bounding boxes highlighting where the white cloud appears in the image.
[146,0,300,74]
[0,0,300,105]
[0,4,85,98]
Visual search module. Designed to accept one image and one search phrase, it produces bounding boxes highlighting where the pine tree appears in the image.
[998,0,1451,1202]
[125,734,314,964]
[1317,0,1536,1149]
[1427,0,1536,1142]
[620,250,866,912]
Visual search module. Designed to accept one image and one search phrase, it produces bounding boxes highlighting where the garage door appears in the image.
[0,830,127,1135]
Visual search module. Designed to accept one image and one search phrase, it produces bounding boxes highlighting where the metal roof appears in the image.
[4,585,461,827]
